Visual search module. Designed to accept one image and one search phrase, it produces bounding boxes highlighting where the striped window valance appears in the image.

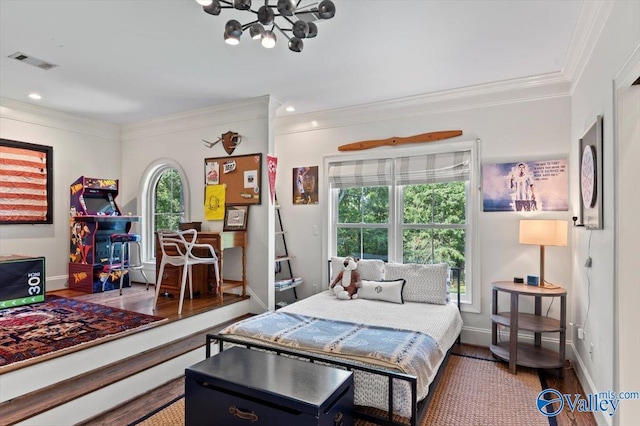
[328,159,392,188]
[396,151,470,185]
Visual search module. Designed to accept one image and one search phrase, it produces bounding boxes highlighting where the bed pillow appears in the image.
[330,257,385,282]
[385,262,448,305]
[358,279,405,304]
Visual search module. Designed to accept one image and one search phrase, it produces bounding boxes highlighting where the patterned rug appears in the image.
[0,294,166,371]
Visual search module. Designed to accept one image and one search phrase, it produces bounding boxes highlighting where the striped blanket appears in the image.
[220,311,440,391]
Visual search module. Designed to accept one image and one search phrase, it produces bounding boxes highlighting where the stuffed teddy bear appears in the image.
[330,256,362,300]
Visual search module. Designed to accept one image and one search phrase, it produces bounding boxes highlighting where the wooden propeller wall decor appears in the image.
[338,130,463,152]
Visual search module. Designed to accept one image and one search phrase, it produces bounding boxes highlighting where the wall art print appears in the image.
[293,166,318,205]
[0,139,53,224]
[482,159,568,212]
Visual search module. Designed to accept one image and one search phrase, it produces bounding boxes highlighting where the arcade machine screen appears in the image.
[83,194,117,215]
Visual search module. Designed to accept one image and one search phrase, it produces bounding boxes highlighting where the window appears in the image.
[154,169,184,231]
[141,160,190,261]
[326,141,479,310]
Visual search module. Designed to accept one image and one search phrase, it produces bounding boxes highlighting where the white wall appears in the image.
[120,96,274,313]
[0,98,121,290]
[568,1,640,425]
[274,77,573,344]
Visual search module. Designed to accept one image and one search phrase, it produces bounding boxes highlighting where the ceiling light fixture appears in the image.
[197,0,336,53]
[28,93,42,100]
[285,106,295,112]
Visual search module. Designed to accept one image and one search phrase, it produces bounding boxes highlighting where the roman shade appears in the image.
[328,158,392,188]
[396,151,470,185]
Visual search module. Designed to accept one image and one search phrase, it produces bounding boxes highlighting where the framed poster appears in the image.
[578,115,603,229]
[204,153,262,205]
[293,166,318,205]
[0,139,53,224]
[483,158,569,212]
[223,205,249,231]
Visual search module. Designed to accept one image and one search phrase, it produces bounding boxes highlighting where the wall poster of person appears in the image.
[293,166,318,205]
[482,159,568,212]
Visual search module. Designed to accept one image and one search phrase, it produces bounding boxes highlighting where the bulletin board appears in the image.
[205,153,262,205]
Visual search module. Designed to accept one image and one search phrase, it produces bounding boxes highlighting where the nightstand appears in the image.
[490,281,566,377]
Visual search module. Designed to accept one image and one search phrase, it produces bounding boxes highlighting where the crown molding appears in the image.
[121,95,271,142]
[0,97,120,141]
[562,0,615,93]
[275,72,571,135]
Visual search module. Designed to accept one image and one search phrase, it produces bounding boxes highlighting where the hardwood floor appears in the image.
[52,281,248,322]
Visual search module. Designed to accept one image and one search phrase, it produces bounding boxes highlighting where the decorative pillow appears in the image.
[330,257,385,282]
[385,262,448,304]
[358,279,405,304]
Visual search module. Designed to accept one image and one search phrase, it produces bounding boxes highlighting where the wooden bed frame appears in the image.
[207,268,462,426]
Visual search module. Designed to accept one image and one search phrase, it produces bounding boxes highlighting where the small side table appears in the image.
[490,281,566,377]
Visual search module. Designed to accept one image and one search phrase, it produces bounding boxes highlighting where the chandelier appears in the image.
[195,0,336,53]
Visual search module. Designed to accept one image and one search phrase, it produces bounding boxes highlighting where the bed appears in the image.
[208,261,463,426]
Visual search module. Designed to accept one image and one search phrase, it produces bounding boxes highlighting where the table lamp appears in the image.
[519,219,568,287]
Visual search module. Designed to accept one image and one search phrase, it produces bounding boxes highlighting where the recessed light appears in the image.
[311,120,318,127]
[28,93,42,100]
[285,106,295,112]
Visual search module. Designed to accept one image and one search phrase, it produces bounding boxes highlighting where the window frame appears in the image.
[140,159,191,263]
[323,140,480,312]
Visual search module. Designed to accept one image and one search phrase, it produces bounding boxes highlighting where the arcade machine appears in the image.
[68,176,140,293]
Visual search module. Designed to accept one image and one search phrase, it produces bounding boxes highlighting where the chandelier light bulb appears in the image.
[261,31,276,48]
[224,33,240,45]
[195,0,212,5]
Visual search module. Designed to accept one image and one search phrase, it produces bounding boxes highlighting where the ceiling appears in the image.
[0,0,583,125]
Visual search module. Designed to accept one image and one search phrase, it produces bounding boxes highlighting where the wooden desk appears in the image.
[155,231,246,299]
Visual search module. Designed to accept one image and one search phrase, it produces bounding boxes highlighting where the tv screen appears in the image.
[83,196,115,214]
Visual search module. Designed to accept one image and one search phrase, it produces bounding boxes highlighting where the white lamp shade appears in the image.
[519,220,568,247]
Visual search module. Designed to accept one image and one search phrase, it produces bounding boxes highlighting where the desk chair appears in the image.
[104,233,150,295]
[154,229,220,315]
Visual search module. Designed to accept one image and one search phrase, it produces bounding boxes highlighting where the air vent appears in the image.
[8,52,58,70]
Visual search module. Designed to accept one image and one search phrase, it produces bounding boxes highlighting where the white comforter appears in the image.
[224,290,463,418]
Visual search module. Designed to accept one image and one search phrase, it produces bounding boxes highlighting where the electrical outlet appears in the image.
[590,343,595,361]
[312,283,318,293]
[312,225,319,236]
[578,328,584,339]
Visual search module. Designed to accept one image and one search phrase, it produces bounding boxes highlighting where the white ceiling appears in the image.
[0,0,583,125]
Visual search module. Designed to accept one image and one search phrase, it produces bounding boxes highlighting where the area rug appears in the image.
[0,295,166,371]
[129,354,551,426]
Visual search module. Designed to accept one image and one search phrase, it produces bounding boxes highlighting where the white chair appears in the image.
[154,229,220,315]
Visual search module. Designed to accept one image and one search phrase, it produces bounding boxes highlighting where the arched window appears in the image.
[140,159,190,261]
